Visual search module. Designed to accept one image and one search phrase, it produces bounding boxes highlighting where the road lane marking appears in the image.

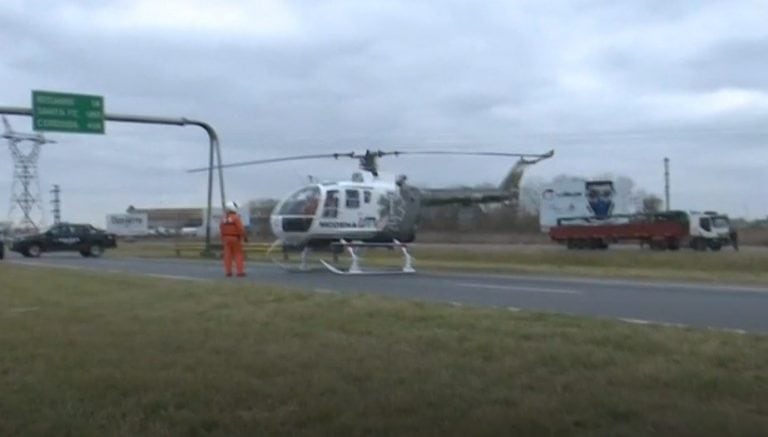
[618,318,685,327]
[9,260,88,271]
[9,260,210,283]
[6,307,40,314]
[455,282,580,295]
[146,273,209,282]
[433,271,768,294]
[717,328,747,335]
[618,318,749,335]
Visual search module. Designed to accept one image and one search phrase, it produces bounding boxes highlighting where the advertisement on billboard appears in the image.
[539,179,631,230]
[106,213,149,236]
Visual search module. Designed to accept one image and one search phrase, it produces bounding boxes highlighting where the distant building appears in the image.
[123,205,251,237]
[126,206,203,231]
[106,213,149,236]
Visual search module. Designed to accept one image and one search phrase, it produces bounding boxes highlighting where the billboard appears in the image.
[106,213,149,236]
[539,179,631,230]
[585,181,616,219]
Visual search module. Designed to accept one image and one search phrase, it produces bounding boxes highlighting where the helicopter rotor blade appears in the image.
[186,149,554,173]
[186,152,356,173]
[385,149,554,159]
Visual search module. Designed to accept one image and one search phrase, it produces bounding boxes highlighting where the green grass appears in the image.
[2,265,768,436]
[113,241,768,285]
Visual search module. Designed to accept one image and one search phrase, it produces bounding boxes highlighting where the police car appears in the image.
[10,223,117,258]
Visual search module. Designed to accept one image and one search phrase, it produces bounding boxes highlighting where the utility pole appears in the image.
[50,184,61,224]
[664,157,670,211]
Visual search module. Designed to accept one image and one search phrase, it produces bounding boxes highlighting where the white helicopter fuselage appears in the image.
[270,172,412,246]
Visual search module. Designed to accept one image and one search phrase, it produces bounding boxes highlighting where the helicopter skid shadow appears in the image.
[319,259,416,276]
[269,256,324,273]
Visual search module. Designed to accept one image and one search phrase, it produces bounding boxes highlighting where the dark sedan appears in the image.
[11,223,117,258]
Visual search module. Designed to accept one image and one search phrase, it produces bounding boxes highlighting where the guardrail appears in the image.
[174,242,272,258]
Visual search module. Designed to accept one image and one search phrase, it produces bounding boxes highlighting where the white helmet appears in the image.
[225,201,239,212]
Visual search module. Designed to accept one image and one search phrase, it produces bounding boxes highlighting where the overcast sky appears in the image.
[1,0,767,226]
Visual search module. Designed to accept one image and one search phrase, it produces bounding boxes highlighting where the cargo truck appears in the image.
[548,210,737,251]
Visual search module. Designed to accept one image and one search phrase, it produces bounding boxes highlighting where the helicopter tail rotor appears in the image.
[499,150,554,192]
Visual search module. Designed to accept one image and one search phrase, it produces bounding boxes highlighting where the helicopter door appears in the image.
[322,190,339,218]
[360,189,377,228]
[345,189,360,209]
[343,189,376,229]
[342,189,362,227]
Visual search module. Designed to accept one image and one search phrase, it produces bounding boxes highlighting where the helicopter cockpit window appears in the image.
[323,190,339,218]
[364,190,372,204]
[278,186,321,216]
[346,190,360,209]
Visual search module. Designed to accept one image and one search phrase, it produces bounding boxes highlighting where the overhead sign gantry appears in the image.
[1,90,226,255]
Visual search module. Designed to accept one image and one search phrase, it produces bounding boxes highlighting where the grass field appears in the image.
[2,264,768,436]
[112,240,768,285]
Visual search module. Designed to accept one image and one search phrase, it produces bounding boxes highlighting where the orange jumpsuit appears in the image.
[220,211,246,276]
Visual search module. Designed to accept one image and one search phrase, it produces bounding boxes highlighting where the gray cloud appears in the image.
[1,0,767,226]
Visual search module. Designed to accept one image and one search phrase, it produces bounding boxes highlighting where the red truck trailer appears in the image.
[548,210,736,251]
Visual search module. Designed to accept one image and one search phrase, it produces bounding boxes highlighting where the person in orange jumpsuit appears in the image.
[220,201,247,277]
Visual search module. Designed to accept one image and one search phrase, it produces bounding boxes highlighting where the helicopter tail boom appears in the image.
[419,188,512,206]
[419,150,553,206]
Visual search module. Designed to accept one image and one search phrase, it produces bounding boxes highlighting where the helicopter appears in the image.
[189,148,553,274]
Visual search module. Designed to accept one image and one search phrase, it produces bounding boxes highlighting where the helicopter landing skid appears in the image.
[320,239,416,275]
[266,241,322,272]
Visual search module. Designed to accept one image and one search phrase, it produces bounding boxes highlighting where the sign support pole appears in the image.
[0,106,226,256]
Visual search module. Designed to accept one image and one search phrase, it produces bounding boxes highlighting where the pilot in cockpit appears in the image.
[304,191,320,216]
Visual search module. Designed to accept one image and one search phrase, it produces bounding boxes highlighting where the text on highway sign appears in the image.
[32,90,105,134]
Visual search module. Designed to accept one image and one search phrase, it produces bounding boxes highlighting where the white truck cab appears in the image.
[687,211,736,251]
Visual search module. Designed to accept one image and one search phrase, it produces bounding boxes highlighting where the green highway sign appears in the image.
[32,90,105,134]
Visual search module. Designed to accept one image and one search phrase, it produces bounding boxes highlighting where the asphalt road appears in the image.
[6,252,768,334]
